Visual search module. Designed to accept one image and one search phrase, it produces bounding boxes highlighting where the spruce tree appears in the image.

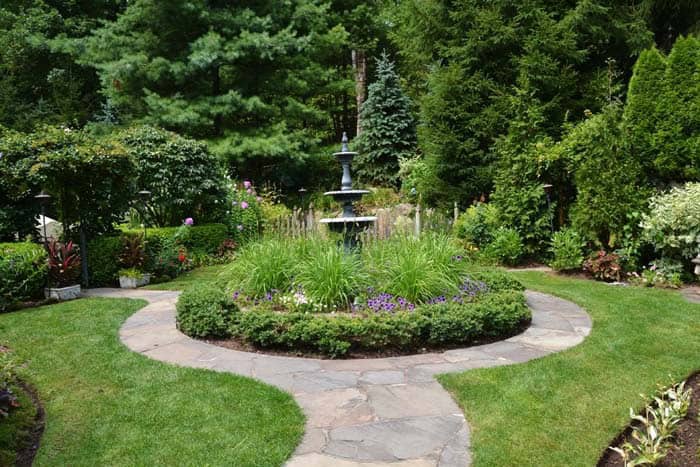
[355,52,416,187]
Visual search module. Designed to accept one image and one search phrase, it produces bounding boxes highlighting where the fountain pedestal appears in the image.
[319,133,376,250]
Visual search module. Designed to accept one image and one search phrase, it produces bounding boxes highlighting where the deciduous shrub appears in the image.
[484,228,523,265]
[118,126,227,227]
[641,182,700,262]
[549,228,585,271]
[87,236,122,286]
[176,285,239,338]
[453,203,500,248]
[467,271,525,292]
[0,242,47,311]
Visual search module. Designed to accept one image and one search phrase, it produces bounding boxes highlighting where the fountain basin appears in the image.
[319,216,377,234]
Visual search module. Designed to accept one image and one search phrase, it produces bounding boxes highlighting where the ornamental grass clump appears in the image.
[362,234,467,303]
[295,244,368,308]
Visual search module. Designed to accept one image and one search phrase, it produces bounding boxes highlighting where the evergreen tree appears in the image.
[390,0,652,207]
[355,52,416,186]
[74,0,353,188]
[625,36,700,184]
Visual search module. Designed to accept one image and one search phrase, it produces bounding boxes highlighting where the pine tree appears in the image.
[74,0,354,188]
[354,52,416,187]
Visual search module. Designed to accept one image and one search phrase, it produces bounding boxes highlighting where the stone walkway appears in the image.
[682,286,700,304]
[84,289,591,467]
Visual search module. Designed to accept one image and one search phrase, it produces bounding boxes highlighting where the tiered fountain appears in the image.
[319,132,376,250]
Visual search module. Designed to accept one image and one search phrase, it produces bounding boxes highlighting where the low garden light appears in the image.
[34,190,52,251]
[692,253,700,276]
[137,189,152,240]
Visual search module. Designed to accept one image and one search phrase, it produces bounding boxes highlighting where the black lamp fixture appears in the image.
[137,189,151,240]
[34,190,52,250]
[542,183,554,233]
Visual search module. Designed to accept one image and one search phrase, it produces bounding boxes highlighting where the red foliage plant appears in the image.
[47,240,81,287]
[583,250,622,282]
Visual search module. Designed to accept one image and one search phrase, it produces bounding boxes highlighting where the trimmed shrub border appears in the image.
[176,272,531,358]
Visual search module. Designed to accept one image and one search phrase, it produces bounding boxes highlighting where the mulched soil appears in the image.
[598,371,700,467]
[15,380,45,467]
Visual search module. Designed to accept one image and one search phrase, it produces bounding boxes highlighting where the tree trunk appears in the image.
[213,64,222,137]
[352,49,367,137]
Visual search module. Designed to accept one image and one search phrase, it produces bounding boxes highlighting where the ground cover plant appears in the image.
[178,234,530,357]
[0,298,303,465]
[439,271,700,467]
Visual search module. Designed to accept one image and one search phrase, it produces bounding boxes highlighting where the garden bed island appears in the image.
[175,235,531,358]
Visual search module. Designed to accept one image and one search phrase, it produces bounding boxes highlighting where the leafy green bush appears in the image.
[176,285,238,338]
[641,182,700,262]
[467,271,525,292]
[453,203,500,247]
[87,236,122,287]
[583,250,623,282]
[362,234,468,303]
[549,228,585,271]
[484,228,523,265]
[229,290,529,357]
[118,125,227,227]
[124,223,229,256]
[0,242,47,311]
[296,244,368,308]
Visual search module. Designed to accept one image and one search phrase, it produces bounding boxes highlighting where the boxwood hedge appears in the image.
[176,278,530,358]
[0,242,47,311]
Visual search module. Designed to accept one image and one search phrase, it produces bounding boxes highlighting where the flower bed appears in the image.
[176,235,530,357]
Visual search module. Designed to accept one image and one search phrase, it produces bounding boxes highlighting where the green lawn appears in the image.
[0,297,303,466]
[143,264,229,290]
[439,272,700,467]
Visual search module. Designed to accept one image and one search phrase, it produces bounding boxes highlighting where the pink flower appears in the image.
[240,201,249,209]
[243,180,252,189]
[184,217,194,226]
[246,188,253,194]
[256,196,262,202]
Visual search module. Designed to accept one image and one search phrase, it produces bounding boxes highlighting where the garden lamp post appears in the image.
[137,189,152,241]
[543,183,554,234]
[34,190,51,251]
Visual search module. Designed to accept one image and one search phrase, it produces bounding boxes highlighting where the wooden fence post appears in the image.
[454,201,459,223]
[415,203,421,237]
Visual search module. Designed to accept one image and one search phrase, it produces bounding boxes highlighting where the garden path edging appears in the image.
[83,289,591,467]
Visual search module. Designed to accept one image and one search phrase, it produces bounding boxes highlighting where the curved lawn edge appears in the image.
[0,297,304,466]
[440,271,700,467]
[84,287,590,466]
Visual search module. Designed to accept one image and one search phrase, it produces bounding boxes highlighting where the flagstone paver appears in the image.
[682,286,700,304]
[84,288,591,467]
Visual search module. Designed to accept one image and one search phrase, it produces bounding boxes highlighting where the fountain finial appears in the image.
[341,132,349,152]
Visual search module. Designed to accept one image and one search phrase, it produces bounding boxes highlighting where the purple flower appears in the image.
[237,224,244,231]
[243,180,252,189]
[240,201,249,209]
[184,217,194,226]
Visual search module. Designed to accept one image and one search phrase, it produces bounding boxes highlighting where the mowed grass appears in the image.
[439,272,700,467]
[143,263,229,290]
[0,297,304,466]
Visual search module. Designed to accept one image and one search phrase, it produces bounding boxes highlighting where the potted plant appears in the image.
[118,234,151,288]
[45,240,82,300]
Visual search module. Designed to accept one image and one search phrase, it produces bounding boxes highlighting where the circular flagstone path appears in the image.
[84,289,591,467]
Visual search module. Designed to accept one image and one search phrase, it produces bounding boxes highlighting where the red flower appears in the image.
[178,251,186,263]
